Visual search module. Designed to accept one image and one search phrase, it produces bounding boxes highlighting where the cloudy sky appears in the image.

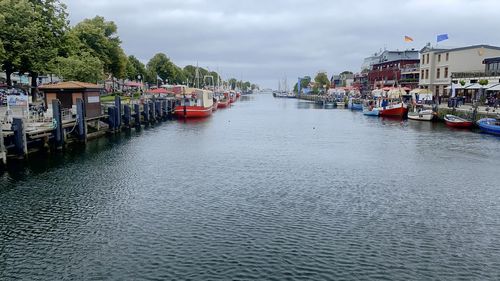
[64,0,500,88]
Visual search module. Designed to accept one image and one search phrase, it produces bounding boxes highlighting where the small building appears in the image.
[38,81,103,118]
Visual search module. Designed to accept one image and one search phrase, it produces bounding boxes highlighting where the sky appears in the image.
[63,0,500,89]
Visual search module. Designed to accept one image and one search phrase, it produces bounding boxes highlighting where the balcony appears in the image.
[451,71,500,78]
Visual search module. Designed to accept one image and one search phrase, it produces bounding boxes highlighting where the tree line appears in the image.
[0,0,257,100]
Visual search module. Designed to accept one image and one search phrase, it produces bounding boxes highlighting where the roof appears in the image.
[38,81,103,90]
[434,45,500,54]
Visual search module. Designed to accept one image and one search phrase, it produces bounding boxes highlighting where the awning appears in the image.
[487,84,500,91]
[410,88,433,95]
[446,83,472,90]
[465,83,498,90]
[387,88,407,98]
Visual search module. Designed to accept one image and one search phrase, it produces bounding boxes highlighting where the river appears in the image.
[1,94,499,280]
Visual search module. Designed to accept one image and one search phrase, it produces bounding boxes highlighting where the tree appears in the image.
[0,0,68,100]
[228,78,237,90]
[55,52,104,83]
[145,53,177,84]
[314,72,330,92]
[71,16,127,78]
[126,55,146,81]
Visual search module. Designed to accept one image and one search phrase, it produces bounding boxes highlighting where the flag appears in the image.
[437,34,449,42]
[156,74,163,82]
[404,36,414,42]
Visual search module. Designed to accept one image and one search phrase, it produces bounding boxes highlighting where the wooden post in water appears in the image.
[0,126,7,165]
[52,99,64,150]
[114,95,122,128]
[143,102,149,124]
[150,101,156,121]
[76,98,87,142]
[156,101,162,119]
[12,118,27,158]
[108,106,116,131]
[123,105,131,127]
[134,104,141,126]
[162,100,167,118]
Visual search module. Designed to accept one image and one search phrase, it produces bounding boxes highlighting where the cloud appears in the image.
[63,0,500,88]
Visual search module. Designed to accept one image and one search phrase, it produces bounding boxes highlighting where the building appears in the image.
[419,44,500,98]
[363,49,419,91]
[39,81,103,118]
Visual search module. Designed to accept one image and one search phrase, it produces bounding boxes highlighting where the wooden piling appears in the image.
[52,99,64,150]
[76,98,87,142]
[0,126,7,165]
[123,105,131,127]
[134,104,141,126]
[115,95,122,128]
[143,103,150,123]
[12,118,28,158]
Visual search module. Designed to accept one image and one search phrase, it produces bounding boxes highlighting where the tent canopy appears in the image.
[465,83,499,90]
[486,84,500,91]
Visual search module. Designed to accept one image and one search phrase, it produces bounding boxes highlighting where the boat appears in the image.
[363,106,379,116]
[229,91,237,103]
[218,92,230,108]
[348,98,363,110]
[336,101,346,108]
[407,109,435,121]
[174,88,214,118]
[443,114,473,128]
[477,118,500,135]
[378,102,408,117]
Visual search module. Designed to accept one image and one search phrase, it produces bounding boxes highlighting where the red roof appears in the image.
[147,88,172,94]
[38,81,102,90]
[125,82,143,87]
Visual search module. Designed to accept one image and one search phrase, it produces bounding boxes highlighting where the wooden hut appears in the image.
[39,81,102,118]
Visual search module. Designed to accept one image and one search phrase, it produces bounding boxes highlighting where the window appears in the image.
[427,54,430,64]
[421,70,424,78]
[437,68,440,79]
[421,57,425,65]
[438,54,441,62]
[425,69,429,79]
[444,67,448,78]
[446,53,449,61]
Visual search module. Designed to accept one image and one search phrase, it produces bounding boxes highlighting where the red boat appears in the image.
[236,92,241,98]
[174,89,214,118]
[218,93,230,108]
[378,103,408,117]
[229,91,236,103]
[444,114,473,128]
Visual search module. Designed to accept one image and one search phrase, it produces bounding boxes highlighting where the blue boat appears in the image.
[348,98,363,110]
[363,107,379,116]
[477,118,500,136]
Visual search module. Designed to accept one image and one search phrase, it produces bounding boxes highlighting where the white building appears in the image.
[419,44,500,97]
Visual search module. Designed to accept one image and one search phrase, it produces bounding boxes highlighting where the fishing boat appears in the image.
[444,114,473,128]
[407,109,435,121]
[229,91,237,103]
[218,92,230,108]
[378,102,408,117]
[174,88,214,118]
[477,118,500,135]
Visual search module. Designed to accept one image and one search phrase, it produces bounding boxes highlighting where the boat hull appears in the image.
[408,110,434,121]
[444,115,473,128]
[350,103,363,110]
[379,103,408,117]
[174,106,213,118]
[218,100,229,108]
[477,118,500,135]
[363,108,379,116]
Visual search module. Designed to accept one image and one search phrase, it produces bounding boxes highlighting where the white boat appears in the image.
[407,109,434,121]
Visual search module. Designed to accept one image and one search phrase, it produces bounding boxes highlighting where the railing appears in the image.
[452,71,500,78]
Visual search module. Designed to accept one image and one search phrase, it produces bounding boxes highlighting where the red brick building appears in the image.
[368,59,420,90]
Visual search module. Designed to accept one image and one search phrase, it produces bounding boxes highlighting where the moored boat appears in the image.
[444,114,473,128]
[378,102,408,117]
[218,93,230,108]
[212,97,219,111]
[363,106,379,116]
[407,109,435,121]
[477,118,500,135]
[174,89,214,118]
[348,98,363,110]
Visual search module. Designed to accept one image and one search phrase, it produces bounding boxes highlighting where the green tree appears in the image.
[145,53,177,84]
[126,55,146,81]
[228,78,237,90]
[314,72,330,92]
[71,16,127,79]
[0,0,68,100]
[55,52,104,83]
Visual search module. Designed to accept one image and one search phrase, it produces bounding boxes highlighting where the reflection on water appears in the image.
[1,94,500,280]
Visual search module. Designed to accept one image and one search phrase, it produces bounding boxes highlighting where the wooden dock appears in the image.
[0,96,177,165]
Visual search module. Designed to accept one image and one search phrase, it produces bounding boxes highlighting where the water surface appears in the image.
[1,94,500,280]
